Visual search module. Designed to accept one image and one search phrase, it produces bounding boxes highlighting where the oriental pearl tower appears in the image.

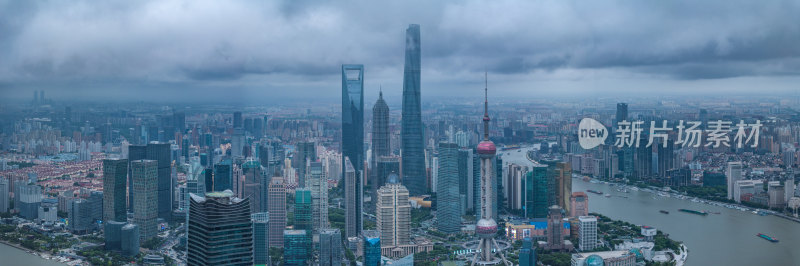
[470,73,511,266]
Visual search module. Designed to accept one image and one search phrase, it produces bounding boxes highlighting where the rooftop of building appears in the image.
[573,250,634,259]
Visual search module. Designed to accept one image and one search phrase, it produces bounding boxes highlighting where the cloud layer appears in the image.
[1,0,799,102]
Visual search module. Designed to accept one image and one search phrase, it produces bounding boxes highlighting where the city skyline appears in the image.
[1,2,799,266]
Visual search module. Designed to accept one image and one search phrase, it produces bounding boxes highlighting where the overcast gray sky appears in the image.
[1,0,799,103]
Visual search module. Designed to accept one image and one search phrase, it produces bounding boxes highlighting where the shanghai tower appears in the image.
[401,24,425,196]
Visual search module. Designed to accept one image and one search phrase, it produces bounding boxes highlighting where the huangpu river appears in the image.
[500,147,800,266]
[0,243,65,266]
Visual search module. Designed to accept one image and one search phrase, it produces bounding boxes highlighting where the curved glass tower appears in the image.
[187,190,253,266]
[401,24,425,195]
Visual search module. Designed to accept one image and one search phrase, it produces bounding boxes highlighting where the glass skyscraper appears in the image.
[214,160,233,192]
[146,142,172,220]
[436,142,461,234]
[294,141,316,187]
[401,24,425,196]
[344,158,361,238]
[294,188,312,256]
[525,164,553,218]
[616,103,633,178]
[132,160,158,242]
[363,230,381,266]
[102,158,128,222]
[241,159,265,213]
[319,229,342,266]
[251,212,269,266]
[519,237,536,266]
[127,145,147,212]
[283,230,309,266]
[187,190,253,266]
[342,64,364,237]
[458,148,474,212]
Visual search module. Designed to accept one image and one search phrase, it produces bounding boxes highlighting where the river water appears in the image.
[500,148,800,266]
[0,243,65,266]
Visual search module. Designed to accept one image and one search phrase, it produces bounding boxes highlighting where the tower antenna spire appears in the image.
[482,72,490,140]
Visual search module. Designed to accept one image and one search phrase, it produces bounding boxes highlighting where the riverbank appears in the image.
[579,176,797,224]
[573,179,799,265]
[0,241,66,266]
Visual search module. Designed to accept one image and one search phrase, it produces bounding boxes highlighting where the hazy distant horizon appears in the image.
[2,0,800,103]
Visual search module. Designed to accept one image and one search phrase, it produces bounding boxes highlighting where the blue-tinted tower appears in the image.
[342,64,364,237]
[363,230,381,266]
[436,142,461,234]
[401,24,425,196]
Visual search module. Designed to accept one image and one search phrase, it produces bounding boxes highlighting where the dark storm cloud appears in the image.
[0,0,799,102]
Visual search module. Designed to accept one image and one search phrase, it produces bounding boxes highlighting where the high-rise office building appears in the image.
[69,199,93,234]
[615,103,628,126]
[363,230,382,266]
[374,155,400,197]
[294,141,316,187]
[519,238,536,266]
[372,91,390,180]
[436,142,461,234]
[187,190,253,266]
[231,128,245,158]
[295,188,312,232]
[727,162,743,200]
[121,224,140,257]
[545,205,567,250]
[401,24,425,196]
[376,174,410,247]
[525,164,554,219]
[251,212,269,266]
[104,221,126,251]
[132,159,158,242]
[173,111,186,133]
[233,111,243,129]
[308,162,328,231]
[127,145,147,212]
[186,161,206,208]
[551,161,571,214]
[634,139,652,180]
[342,64,364,238]
[17,183,42,220]
[103,159,128,222]
[283,230,309,266]
[267,177,286,249]
[146,142,172,220]
[570,192,589,217]
[89,191,103,223]
[241,159,265,213]
[578,216,598,251]
[344,157,362,238]
[214,160,233,192]
[258,144,270,171]
[616,103,633,178]
[458,148,474,212]
[657,139,675,179]
[0,178,8,213]
[319,229,342,266]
